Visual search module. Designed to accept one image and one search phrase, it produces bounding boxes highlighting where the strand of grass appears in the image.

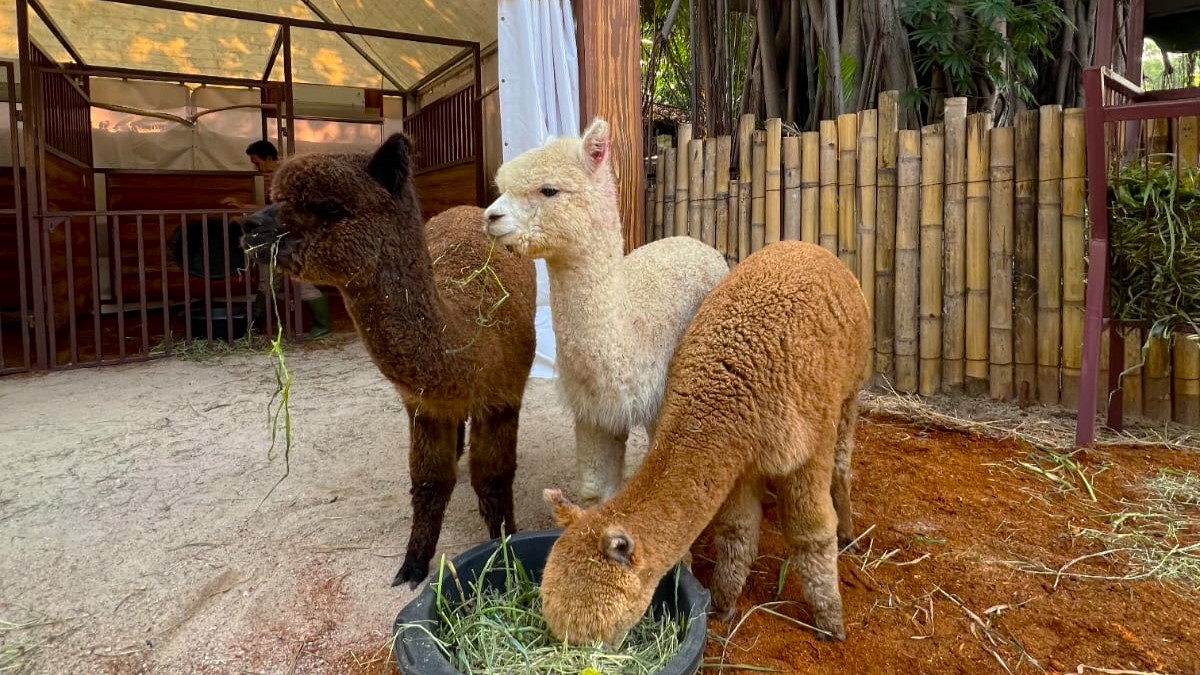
[715,600,833,669]
[257,241,294,508]
[1076,666,1173,675]
[444,239,512,356]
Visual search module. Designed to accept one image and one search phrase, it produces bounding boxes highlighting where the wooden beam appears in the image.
[575,0,644,253]
[262,28,283,82]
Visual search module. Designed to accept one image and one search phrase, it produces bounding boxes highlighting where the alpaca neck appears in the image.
[338,198,465,388]
[544,186,635,381]
[605,418,746,576]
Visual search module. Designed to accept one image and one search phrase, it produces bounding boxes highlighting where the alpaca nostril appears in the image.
[487,211,505,222]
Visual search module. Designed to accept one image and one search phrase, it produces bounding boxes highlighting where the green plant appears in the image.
[902,0,1069,108]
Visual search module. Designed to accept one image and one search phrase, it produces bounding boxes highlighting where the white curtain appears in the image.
[497,0,580,380]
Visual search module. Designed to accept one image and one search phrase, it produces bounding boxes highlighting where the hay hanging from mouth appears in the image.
[1106,158,1200,339]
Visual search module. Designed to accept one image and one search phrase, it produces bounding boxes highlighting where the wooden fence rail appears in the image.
[643,93,1200,428]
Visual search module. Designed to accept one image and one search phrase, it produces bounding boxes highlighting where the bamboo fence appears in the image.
[642,93,1200,428]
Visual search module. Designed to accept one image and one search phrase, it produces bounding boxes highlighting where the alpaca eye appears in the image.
[313,202,349,221]
[540,187,559,198]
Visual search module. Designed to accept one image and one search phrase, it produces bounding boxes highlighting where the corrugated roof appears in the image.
[1,0,496,90]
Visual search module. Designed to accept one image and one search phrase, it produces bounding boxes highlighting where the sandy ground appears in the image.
[0,335,651,674]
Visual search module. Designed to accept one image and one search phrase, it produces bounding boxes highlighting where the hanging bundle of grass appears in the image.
[1107,161,1200,337]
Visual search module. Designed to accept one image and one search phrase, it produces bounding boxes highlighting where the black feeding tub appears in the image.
[169,218,250,341]
[392,529,710,675]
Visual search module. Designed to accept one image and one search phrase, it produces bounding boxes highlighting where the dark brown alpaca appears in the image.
[242,134,537,587]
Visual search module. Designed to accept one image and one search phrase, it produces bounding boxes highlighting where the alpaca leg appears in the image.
[708,477,764,622]
[455,420,467,461]
[575,420,627,506]
[468,404,519,539]
[778,456,846,642]
[831,394,858,550]
[393,407,460,588]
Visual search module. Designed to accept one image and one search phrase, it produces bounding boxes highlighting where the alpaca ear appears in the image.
[367,133,413,197]
[580,117,610,174]
[543,488,584,527]
[601,526,635,568]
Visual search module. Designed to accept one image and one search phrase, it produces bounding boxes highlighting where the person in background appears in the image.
[225,140,331,339]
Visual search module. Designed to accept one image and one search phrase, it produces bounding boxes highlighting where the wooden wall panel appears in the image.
[43,154,95,329]
[413,160,480,222]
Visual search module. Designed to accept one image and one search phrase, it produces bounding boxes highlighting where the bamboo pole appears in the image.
[766,117,782,246]
[751,130,767,252]
[735,115,754,262]
[1037,104,1063,406]
[895,129,921,394]
[943,97,968,393]
[663,140,677,241]
[989,126,1015,401]
[858,109,878,370]
[920,123,945,397]
[1180,116,1198,168]
[1174,337,1200,426]
[654,135,669,242]
[645,172,655,245]
[1061,108,1087,407]
[876,90,899,385]
[965,112,992,395]
[738,176,752,263]
[724,178,734,263]
[716,136,732,260]
[1144,334,1172,422]
[783,136,802,240]
[801,132,820,244]
[689,139,704,240]
[702,138,718,246]
[837,113,858,275]
[1013,110,1039,407]
[674,123,692,237]
[1121,327,1143,419]
[819,120,838,256]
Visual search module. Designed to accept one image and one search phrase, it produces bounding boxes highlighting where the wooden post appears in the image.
[1121,327,1144,419]
[819,120,838,257]
[837,113,858,275]
[1061,108,1087,407]
[751,130,767,252]
[783,136,802,240]
[1180,116,1199,168]
[736,114,754,262]
[859,108,879,382]
[738,177,752,263]
[738,114,755,183]
[689,139,704,240]
[943,97,968,393]
[653,135,670,242]
[575,0,643,252]
[920,123,945,397]
[801,132,820,245]
[876,90,899,385]
[728,179,741,264]
[702,138,718,246]
[1037,104,1063,406]
[989,126,1015,401]
[1013,110,1039,406]
[765,118,782,245]
[716,136,732,260]
[965,112,992,395]
[674,123,692,237]
[895,130,921,394]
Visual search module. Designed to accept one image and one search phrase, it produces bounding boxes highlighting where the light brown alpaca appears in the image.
[242,134,537,588]
[537,240,871,646]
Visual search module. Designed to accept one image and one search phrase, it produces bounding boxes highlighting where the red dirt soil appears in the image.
[367,414,1200,675]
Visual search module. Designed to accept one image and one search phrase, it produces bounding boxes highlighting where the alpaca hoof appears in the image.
[838,536,859,554]
[392,558,430,589]
[709,605,736,624]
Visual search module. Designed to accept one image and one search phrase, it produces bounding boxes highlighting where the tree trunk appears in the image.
[822,0,843,115]
[757,0,784,119]
[786,0,801,124]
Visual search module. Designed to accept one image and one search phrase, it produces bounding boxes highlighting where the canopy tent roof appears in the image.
[1,0,498,92]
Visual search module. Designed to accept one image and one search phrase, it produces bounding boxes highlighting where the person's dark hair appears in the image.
[246,140,279,161]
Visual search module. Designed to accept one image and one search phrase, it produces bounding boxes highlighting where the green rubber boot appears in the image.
[305,295,332,339]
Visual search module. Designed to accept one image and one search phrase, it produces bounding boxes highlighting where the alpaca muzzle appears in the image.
[239,203,283,261]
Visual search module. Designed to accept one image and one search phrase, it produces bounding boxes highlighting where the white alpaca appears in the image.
[484,118,729,506]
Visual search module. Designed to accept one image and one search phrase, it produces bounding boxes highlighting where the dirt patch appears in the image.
[1,337,1197,674]
[693,416,1200,675]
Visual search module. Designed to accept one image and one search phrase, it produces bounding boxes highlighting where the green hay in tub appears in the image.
[1107,158,1200,338]
[399,533,686,675]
